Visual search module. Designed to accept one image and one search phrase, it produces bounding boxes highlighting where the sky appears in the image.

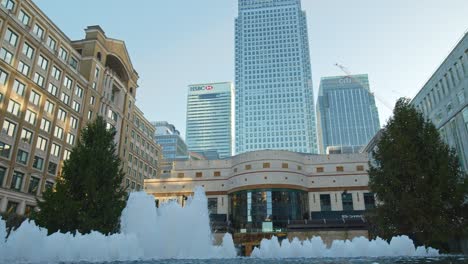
[35,0,468,139]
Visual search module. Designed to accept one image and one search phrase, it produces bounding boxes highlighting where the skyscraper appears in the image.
[235,0,317,154]
[186,82,234,159]
[152,121,188,161]
[316,74,380,154]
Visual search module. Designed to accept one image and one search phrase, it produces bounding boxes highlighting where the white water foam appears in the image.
[0,186,236,262]
[251,235,439,258]
[0,186,439,262]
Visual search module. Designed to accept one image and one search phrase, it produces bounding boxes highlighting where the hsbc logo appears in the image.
[190,85,215,92]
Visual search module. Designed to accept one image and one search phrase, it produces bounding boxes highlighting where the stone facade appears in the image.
[0,0,160,215]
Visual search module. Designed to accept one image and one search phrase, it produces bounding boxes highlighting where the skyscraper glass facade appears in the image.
[186,82,234,159]
[235,0,317,154]
[316,74,380,154]
[152,121,188,161]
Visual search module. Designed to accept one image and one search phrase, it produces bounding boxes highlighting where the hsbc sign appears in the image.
[190,85,214,92]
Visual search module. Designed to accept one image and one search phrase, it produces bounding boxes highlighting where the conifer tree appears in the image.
[368,98,468,249]
[33,116,127,235]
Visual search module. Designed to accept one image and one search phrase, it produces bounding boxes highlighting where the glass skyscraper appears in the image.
[186,82,234,159]
[316,74,380,154]
[235,0,317,154]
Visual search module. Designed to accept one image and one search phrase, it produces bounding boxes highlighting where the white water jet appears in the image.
[0,185,441,262]
[251,235,440,258]
[0,186,236,262]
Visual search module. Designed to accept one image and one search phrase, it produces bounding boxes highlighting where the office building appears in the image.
[0,0,160,215]
[235,0,317,154]
[152,121,188,161]
[145,149,374,254]
[316,74,380,154]
[186,82,234,159]
[412,32,468,171]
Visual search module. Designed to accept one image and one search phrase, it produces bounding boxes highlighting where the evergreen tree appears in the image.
[33,116,127,235]
[368,98,468,249]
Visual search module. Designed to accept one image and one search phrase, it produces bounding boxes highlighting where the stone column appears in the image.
[0,196,8,212]
[16,200,26,215]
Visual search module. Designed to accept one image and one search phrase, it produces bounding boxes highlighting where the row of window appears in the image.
[0,166,54,194]
[318,192,375,211]
[416,50,467,115]
[175,164,365,179]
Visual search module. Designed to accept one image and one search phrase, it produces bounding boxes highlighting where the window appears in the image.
[297,165,302,171]
[263,162,270,168]
[28,177,40,194]
[17,61,30,75]
[10,171,24,191]
[356,165,364,171]
[87,110,93,120]
[89,96,95,105]
[0,166,6,186]
[282,163,289,169]
[214,171,221,177]
[22,42,34,59]
[316,167,324,173]
[33,156,44,170]
[58,47,68,61]
[20,128,33,144]
[69,57,78,70]
[0,48,13,64]
[1,0,15,10]
[47,83,58,96]
[51,66,61,80]
[12,79,25,96]
[336,166,344,172]
[63,149,71,160]
[72,100,81,112]
[70,116,78,129]
[364,193,375,210]
[75,86,83,98]
[29,90,41,106]
[46,36,56,51]
[16,149,28,164]
[37,55,48,70]
[54,126,63,139]
[50,143,61,156]
[24,109,36,125]
[320,194,331,211]
[48,162,57,175]
[63,76,72,89]
[0,141,12,158]
[195,172,202,178]
[177,173,184,178]
[66,133,75,145]
[2,119,16,137]
[18,9,30,25]
[245,164,252,170]
[32,24,44,39]
[7,100,20,116]
[60,92,70,105]
[40,118,51,132]
[45,181,54,190]
[0,68,7,84]
[36,136,47,151]
[33,73,44,87]
[4,28,18,46]
[342,192,353,211]
[57,108,67,121]
[44,100,54,114]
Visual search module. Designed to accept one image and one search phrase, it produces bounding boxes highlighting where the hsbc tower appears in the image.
[186,82,235,159]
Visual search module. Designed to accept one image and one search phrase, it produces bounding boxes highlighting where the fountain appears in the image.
[0,186,442,262]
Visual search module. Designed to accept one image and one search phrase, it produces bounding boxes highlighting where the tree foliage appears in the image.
[368,98,468,249]
[32,116,127,235]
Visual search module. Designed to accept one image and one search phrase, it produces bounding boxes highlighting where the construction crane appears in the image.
[334,63,393,111]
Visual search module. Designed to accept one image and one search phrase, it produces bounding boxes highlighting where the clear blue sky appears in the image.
[35,0,468,138]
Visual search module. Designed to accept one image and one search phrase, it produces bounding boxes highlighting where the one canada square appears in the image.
[235,0,317,154]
